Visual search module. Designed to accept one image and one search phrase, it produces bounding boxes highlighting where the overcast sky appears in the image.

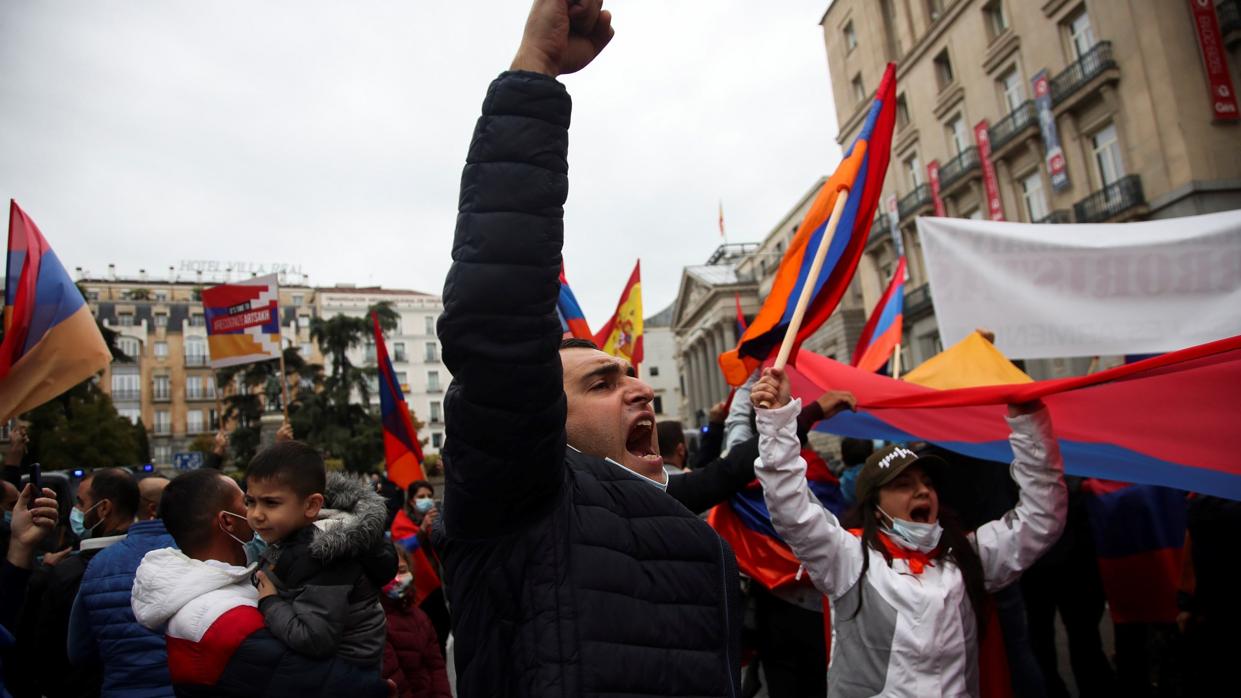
[1,0,841,325]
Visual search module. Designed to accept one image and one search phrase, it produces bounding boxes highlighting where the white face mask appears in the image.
[877,505,943,553]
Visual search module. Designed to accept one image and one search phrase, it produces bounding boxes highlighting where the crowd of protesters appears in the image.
[0,2,1238,697]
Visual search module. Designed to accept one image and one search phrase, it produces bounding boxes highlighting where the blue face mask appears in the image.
[840,465,862,507]
[71,501,104,538]
[221,511,267,565]
[3,510,11,525]
[413,498,434,515]
[877,505,943,553]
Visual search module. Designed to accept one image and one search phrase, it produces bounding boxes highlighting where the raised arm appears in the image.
[752,369,864,600]
[438,0,613,539]
[974,403,1068,591]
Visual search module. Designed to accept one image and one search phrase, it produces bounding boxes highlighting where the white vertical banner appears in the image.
[917,211,1241,359]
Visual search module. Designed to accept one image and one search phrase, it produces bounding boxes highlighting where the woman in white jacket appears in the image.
[750,368,1067,698]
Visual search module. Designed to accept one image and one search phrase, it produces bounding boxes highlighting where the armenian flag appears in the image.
[557,265,592,340]
[1081,480,1186,624]
[372,311,425,489]
[785,334,1241,500]
[719,63,897,386]
[593,260,643,366]
[0,201,110,421]
[852,256,906,374]
[201,274,282,368]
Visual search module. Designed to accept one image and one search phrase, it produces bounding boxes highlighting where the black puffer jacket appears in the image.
[437,70,742,698]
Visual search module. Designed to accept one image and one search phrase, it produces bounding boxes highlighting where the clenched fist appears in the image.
[511,0,615,77]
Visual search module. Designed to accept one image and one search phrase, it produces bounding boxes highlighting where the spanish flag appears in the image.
[593,260,643,367]
[1,201,110,422]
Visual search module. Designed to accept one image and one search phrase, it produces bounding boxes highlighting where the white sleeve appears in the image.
[973,407,1068,591]
[723,370,759,452]
[754,398,865,601]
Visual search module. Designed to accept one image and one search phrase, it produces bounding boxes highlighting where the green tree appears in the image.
[26,383,141,470]
[217,347,311,467]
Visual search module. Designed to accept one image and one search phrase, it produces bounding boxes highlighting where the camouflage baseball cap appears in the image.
[854,444,947,504]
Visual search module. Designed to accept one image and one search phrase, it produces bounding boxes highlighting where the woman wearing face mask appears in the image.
[750,367,1067,697]
[380,543,451,698]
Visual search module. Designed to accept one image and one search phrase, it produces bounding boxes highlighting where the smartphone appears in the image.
[29,462,41,494]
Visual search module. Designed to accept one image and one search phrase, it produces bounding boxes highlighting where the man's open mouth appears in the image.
[909,504,931,523]
[626,417,658,461]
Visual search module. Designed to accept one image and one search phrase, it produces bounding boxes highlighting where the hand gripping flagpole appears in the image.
[758,188,852,408]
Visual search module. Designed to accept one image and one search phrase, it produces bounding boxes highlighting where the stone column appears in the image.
[712,323,729,402]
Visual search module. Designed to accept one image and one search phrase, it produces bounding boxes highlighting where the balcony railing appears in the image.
[111,389,141,402]
[184,354,209,367]
[1051,41,1117,105]
[898,184,934,220]
[938,146,981,191]
[153,390,171,402]
[394,353,407,363]
[904,284,934,317]
[1036,210,1073,224]
[185,389,216,401]
[426,385,443,394]
[989,100,1038,152]
[870,213,890,237]
[1073,175,1145,223]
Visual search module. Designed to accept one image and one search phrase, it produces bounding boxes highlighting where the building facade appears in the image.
[823,0,1241,376]
[72,269,448,467]
[642,303,685,421]
[314,285,450,453]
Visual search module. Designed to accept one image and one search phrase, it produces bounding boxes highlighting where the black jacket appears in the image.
[257,473,396,665]
[437,71,742,698]
[667,437,759,515]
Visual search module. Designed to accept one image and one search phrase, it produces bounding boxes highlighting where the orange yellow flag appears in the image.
[593,260,643,368]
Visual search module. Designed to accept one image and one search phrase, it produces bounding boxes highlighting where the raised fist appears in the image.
[511,0,615,77]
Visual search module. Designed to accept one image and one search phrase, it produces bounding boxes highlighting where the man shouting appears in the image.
[435,1,742,695]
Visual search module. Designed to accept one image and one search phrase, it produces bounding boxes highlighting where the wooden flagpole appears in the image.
[758,189,852,407]
[892,342,903,380]
[278,352,290,422]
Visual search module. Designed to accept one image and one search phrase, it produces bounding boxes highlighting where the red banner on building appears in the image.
[1188,0,1240,121]
[926,161,946,216]
[974,120,1005,221]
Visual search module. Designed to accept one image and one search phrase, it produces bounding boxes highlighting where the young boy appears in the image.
[246,440,397,668]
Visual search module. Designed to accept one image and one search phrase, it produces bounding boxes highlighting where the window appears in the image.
[1068,10,1095,59]
[154,410,171,435]
[999,67,1024,113]
[111,372,140,400]
[292,294,304,306]
[187,376,204,400]
[431,433,443,449]
[118,337,141,360]
[206,375,217,398]
[119,408,141,424]
[905,154,923,188]
[155,290,168,302]
[367,373,379,397]
[917,330,943,362]
[187,410,204,434]
[427,370,441,392]
[843,21,858,52]
[185,336,208,366]
[653,396,664,414]
[881,0,903,56]
[154,312,168,328]
[87,290,100,301]
[300,342,313,357]
[1091,124,1124,187]
[189,314,205,327]
[394,342,407,363]
[896,94,910,129]
[425,342,439,362]
[1020,171,1050,222]
[430,401,442,423]
[298,313,311,329]
[424,316,436,335]
[946,115,968,155]
[154,375,171,401]
[154,444,172,464]
[209,408,219,430]
[933,49,954,90]
[984,0,1009,38]
[851,74,866,104]
[364,340,376,363]
[927,0,946,23]
[118,313,134,327]
[648,366,660,377]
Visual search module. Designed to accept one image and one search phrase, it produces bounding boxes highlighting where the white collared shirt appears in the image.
[568,445,668,491]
